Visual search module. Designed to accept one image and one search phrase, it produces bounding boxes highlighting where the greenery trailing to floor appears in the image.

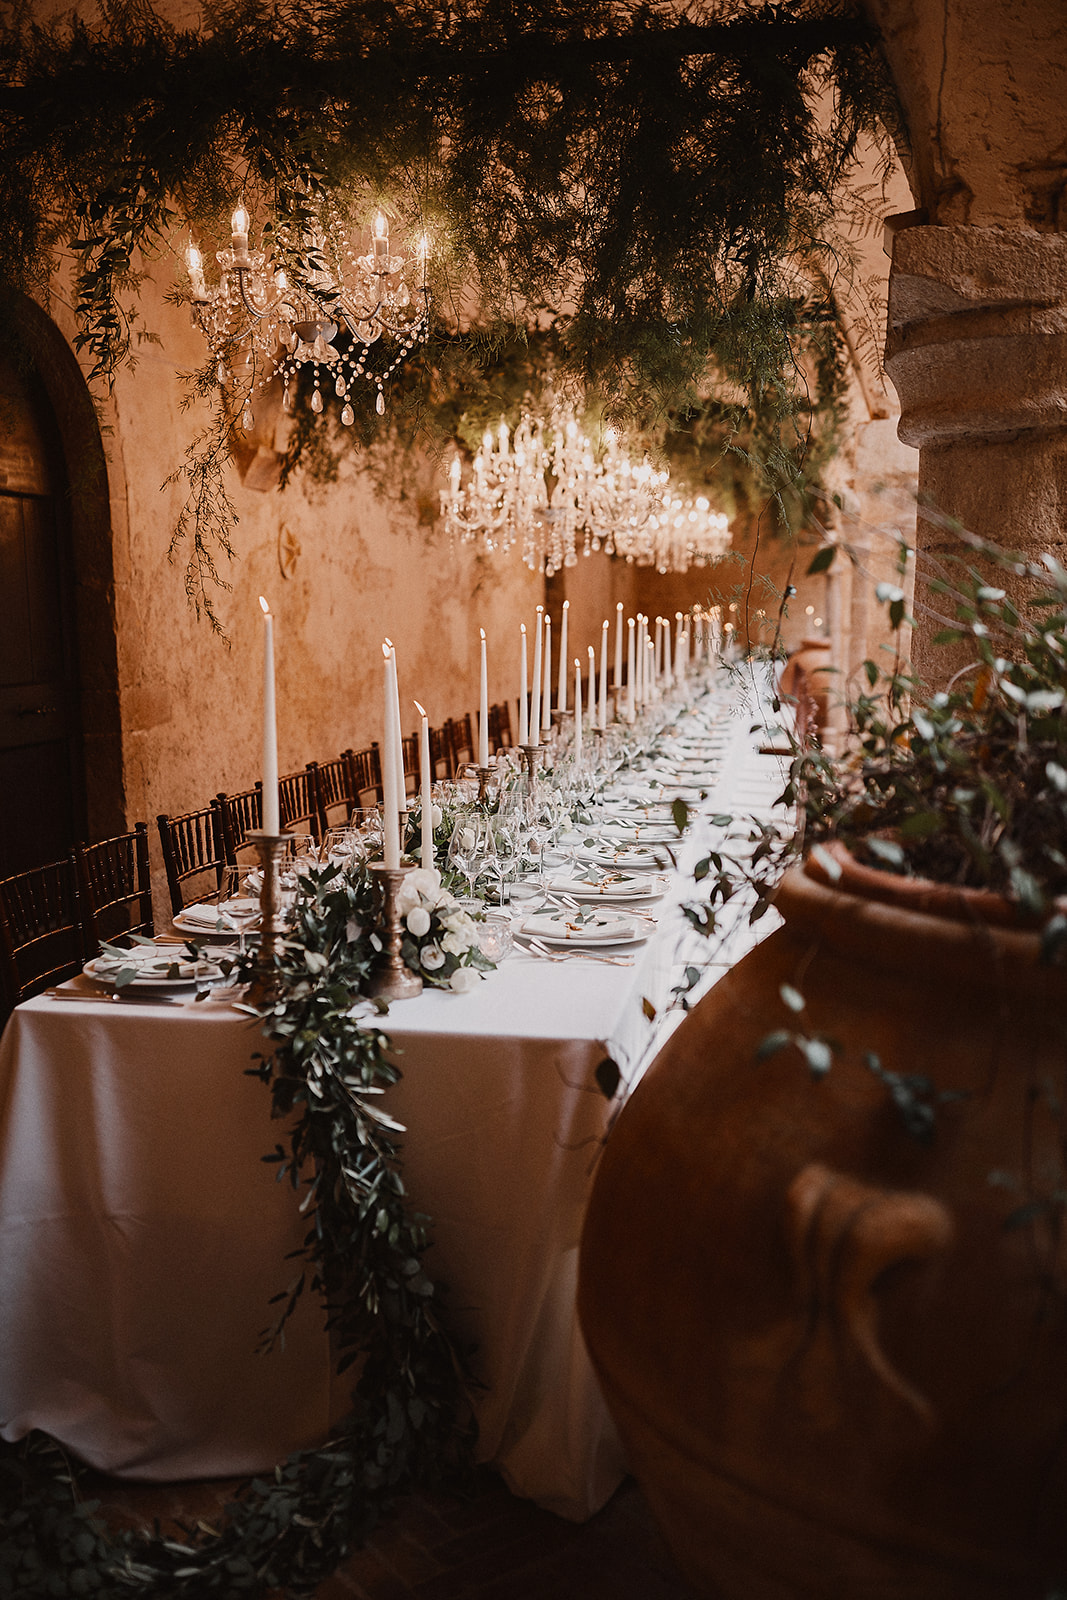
[0,861,477,1597]
[0,0,898,616]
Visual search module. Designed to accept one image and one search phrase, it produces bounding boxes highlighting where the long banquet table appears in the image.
[0,668,788,1521]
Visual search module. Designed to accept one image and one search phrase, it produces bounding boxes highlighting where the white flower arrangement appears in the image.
[396,867,496,989]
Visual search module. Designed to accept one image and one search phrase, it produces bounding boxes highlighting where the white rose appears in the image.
[395,865,441,916]
[431,804,443,828]
[406,906,431,938]
[450,967,480,994]
[441,927,473,956]
[458,826,476,852]
[420,943,445,971]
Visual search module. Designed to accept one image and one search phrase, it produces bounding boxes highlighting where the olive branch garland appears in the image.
[0,862,475,1598]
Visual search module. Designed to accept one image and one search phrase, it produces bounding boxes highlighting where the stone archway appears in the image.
[5,293,125,846]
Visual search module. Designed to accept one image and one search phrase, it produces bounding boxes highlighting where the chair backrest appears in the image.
[215,786,262,866]
[446,714,474,774]
[76,823,153,949]
[0,855,86,1015]
[157,805,225,917]
[489,701,513,753]
[309,755,356,835]
[349,745,383,807]
[429,724,452,779]
[278,769,320,840]
[400,732,420,797]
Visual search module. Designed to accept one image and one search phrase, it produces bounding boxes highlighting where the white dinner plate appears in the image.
[173,898,261,935]
[84,944,225,990]
[574,842,667,871]
[521,909,646,947]
[601,821,679,843]
[546,873,665,902]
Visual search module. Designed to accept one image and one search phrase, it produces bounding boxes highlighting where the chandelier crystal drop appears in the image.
[185,204,430,426]
[439,406,731,575]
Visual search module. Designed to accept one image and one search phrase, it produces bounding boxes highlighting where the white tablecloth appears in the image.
[0,669,789,1519]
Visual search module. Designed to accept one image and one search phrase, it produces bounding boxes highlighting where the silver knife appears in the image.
[44,988,186,1006]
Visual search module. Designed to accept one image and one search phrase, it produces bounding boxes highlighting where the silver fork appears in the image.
[520,936,635,967]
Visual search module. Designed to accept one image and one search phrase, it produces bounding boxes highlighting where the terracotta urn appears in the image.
[578,851,1067,1600]
[778,634,832,737]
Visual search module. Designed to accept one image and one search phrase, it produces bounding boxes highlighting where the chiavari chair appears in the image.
[488,701,513,753]
[309,753,358,835]
[157,805,225,918]
[278,769,320,841]
[215,786,262,866]
[446,714,474,774]
[349,745,383,806]
[76,823,154,949]
[0,856,87,1017]
[429,724,452,779]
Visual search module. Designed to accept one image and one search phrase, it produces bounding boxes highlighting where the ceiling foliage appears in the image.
[0,0,899,623]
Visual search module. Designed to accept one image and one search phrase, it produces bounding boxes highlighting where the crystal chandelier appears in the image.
[185,203,430,427]
[439,405,730,575]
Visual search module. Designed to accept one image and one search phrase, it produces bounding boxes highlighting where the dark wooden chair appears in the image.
[310,753,358,834]
[350,745,383,807]
[429,724,452,779]
[278,769,320,840]
[446,714,474,774]
[215,786,263,866]
[157,805,225,918]
[488,701,513,753]
[401,732,420,798]
[76,823,154,949]
[0,856,87,1016]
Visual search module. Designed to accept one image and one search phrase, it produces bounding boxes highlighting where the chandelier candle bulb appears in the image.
[574,660,583,766]
[373,210,389,263]
[542,613,552,731]
[230,204,249,260]
[382,646,402,868]
[558,600,569,714]
[518,623,529,744]
[259,597,280,835]
[587,645,596,725]
[186,243,205,298]
[599,620,609,730]
[530,606,543,748]
[479,629,490,768]
[413,700,432,867]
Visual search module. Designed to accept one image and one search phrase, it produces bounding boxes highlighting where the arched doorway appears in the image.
[0,299,123,875]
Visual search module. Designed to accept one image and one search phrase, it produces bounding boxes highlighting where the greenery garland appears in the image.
[0,860,480,1597]
[0,0,899,620]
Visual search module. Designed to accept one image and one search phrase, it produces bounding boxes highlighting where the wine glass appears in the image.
[219,865,260,953]
[446,810,484,903]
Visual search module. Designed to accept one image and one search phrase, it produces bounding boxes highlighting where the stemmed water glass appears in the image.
[446,810,485,903]
[219,865,260,953]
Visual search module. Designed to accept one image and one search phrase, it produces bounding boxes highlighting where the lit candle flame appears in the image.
[259,596,270,616]
[413,699,426,717]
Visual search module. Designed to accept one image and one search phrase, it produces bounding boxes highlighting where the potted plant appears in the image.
[578,532,1067,1600]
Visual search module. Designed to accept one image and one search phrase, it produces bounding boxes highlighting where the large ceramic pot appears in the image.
[578,852,1067,1600]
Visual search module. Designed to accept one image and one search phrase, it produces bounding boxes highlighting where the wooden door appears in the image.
[0,360,85,877]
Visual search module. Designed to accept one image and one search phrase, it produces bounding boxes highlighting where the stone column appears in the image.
[883,225,1067,686]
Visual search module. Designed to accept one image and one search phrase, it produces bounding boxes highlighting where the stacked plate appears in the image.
[83,942,227,994]
[521,907,645,949]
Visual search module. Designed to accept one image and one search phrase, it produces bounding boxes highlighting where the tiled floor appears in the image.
[91,1465,702,1598]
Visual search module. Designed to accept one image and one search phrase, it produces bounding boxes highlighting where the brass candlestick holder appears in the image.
[475,764,493,804]
[246,831,290,1004]
[365,862,423,1001]
[519,743,542,794]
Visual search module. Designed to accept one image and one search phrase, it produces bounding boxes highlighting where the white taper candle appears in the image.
[259,597,280,834]
[518,623,529,744]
